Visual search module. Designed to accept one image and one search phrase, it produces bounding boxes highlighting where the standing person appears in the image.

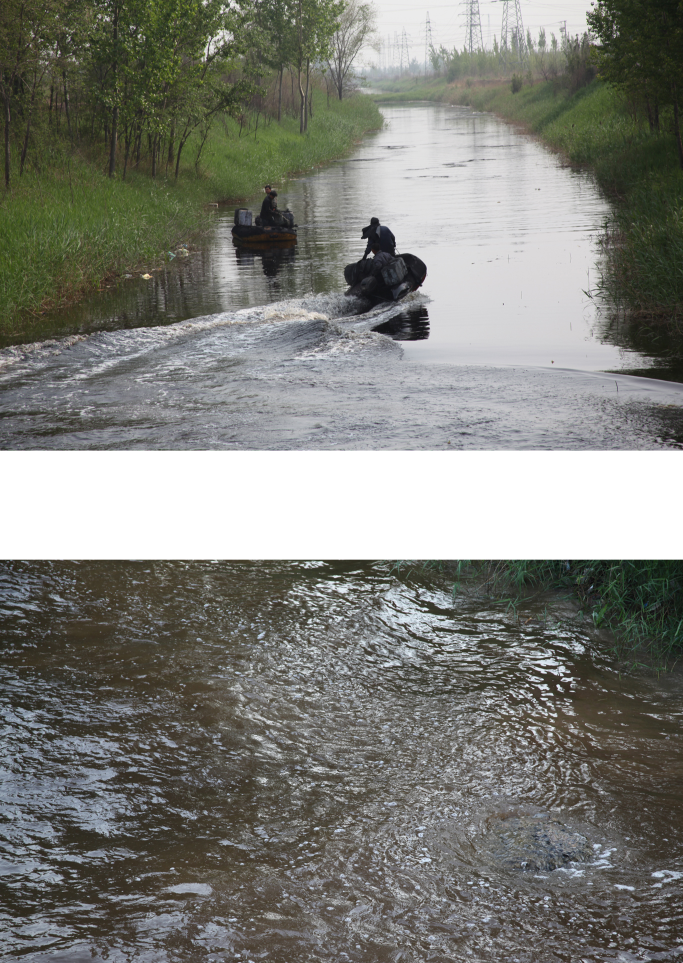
[361,217,396,258]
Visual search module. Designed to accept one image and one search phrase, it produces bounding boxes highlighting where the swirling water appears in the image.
[2,104,683,449]
[1,561,682,962]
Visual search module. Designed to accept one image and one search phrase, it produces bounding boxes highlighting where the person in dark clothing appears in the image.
[361,216,396,258]
[260,190,276,221]
[261,190,286,226]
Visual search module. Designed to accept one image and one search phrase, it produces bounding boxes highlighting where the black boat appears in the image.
[231,208,297,246]
[344,252,427,304]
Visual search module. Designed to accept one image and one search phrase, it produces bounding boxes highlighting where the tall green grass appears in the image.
[454,561,683,667]
[0,92,382,339]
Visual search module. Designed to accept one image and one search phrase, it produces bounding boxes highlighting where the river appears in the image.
[1,560,682,963]
[2,103,683,449]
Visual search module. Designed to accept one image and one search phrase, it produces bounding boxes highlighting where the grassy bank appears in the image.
[468,561,683,669]
[0,92,382,341]
[394,560,683,669]
[371,77,683,334]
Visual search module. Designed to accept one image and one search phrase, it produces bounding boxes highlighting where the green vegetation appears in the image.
[0,0,381,339]
[393,561,683,668]
[367,25,592,90]
[460,561,683,668]
[0,91,381,338]
[587,0,683,170]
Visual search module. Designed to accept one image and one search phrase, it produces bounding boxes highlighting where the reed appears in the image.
[457,561,683,667]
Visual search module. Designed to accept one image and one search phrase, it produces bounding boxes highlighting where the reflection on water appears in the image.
[372,306,430,341]
[1,560,682,963]
[233,242,298,279]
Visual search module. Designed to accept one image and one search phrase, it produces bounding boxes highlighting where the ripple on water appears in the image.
[0,561,682,962]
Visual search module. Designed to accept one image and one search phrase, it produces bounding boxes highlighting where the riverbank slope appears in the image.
[0,92,382,343]
[372,78,683,340]
[394,560,683,668]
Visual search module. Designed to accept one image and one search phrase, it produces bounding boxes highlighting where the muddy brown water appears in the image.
[2,103,683,449]
[1,561,682,962]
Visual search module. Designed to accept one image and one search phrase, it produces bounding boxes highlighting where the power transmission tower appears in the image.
[500,0,528,67]
[463,0,484,54]
[424,12,433,76]
[400,29,410,74]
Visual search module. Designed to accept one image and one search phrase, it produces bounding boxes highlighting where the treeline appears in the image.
[0,0,350,189]
[432,28,595,92]
[367,28,595,93]
[587,0,683,168]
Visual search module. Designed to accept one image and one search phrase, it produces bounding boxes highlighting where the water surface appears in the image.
[1,561,682,963]
[3,104,683,448]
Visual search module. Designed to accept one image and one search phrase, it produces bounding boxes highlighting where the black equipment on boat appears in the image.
[344,253,427,304]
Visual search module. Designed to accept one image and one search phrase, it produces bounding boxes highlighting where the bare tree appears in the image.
[325,0,377,100]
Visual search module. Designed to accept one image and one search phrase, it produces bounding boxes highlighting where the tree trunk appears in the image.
[20,107,32,176]
[278,67,283,123]
[62,71,73,142]
[20,71,40,176]
[304,58,310,132]
[151,133,157,177]
[3,94,10,189]
[108,2,118,176]
[175,130,190,179]
[122,126,131,180]
[109,105,118,176]
[673,85,683,171]
[167,122,175,171]
[195,123,211,171]
[298,64,305,133]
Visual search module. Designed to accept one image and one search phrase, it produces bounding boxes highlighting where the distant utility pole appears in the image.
[500,0,529,67]
[424,12,433,76]
[401,28,410,74]
[463,0,484,54]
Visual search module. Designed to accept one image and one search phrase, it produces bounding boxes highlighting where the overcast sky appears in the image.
[360,0,593,66]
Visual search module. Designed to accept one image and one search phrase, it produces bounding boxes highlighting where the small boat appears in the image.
[344,252,427,304]
[232,208,297,246]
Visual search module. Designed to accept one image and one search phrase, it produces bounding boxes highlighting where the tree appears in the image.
[293,0,341,132]
[325,0,377,100]
[587,0,683,168]
[0,0,58,188]
[250,0,298,121]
